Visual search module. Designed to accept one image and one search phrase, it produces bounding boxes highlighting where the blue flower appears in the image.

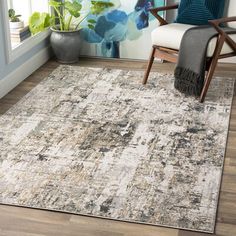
[134,0,155,29]
[95,10,128,42]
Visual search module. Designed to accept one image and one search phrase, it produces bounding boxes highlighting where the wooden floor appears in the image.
[0,58,236,236]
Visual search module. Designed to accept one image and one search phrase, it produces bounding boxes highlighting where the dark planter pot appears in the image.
[50,27,81,64]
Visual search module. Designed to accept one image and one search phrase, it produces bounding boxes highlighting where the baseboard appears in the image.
[220,56,236,64]
[79,55,163,63]
[0,47,51,99]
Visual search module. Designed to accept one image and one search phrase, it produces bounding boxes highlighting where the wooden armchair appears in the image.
[143,1,236,102]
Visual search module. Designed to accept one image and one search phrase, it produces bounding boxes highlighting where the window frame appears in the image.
[1,0,50,64]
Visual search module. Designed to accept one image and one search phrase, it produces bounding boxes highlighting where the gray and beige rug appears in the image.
[0,66,234,233]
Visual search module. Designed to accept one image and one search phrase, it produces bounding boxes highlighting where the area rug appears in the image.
[0,66,234,233]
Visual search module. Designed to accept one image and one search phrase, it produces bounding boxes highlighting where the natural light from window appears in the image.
[7,0,49,48]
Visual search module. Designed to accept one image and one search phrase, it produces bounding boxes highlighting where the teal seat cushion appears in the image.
[176,0,225,25]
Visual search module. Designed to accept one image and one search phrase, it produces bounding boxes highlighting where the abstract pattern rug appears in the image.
[0,66,234,233]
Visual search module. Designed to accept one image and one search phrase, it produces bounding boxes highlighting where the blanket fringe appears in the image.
[174,67,204,96]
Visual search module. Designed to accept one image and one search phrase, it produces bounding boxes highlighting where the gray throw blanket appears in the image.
[174,26,228,96]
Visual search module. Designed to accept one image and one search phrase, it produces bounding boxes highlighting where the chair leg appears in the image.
[200,35,225,103]
[143,47,156,85]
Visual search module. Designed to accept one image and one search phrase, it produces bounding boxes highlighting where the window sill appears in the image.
[1,0,50,64]
[8,29,51,64]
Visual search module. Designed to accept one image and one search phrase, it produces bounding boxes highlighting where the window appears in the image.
[7,0,49,49]
[7,0,49,24]
[1,0,51,63]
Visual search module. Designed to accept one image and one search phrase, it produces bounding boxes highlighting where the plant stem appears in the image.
[53,6,63,30]
[62,7,66,30]
[67,15,73,30]
[75,13,89,30]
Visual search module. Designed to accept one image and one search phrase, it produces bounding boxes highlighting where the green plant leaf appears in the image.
[42,13,51,28]
[8,9,16,18]
[91,1,114,15]
[88,24,95,30]
[8,9,21,22]
[48,0,62,8]
[8,9,15,18]
[64,1,82,18]
[30,0,113,32]
[87,19,96,24]
[29,12,51,35]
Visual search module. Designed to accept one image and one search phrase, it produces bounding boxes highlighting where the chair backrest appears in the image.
[224,0,236,28]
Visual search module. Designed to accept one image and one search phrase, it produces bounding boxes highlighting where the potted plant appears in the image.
[29,0,113,63]
[8,9,24,29]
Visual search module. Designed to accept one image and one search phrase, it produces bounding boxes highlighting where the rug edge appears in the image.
[211,78,235,234]
[0,202,215,233]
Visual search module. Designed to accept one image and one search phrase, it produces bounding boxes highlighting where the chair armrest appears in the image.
[209,17,236,53]
[208,17,236,35]
[149,4,179,25]
[209,16,236,26]
[149,4,179,13]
